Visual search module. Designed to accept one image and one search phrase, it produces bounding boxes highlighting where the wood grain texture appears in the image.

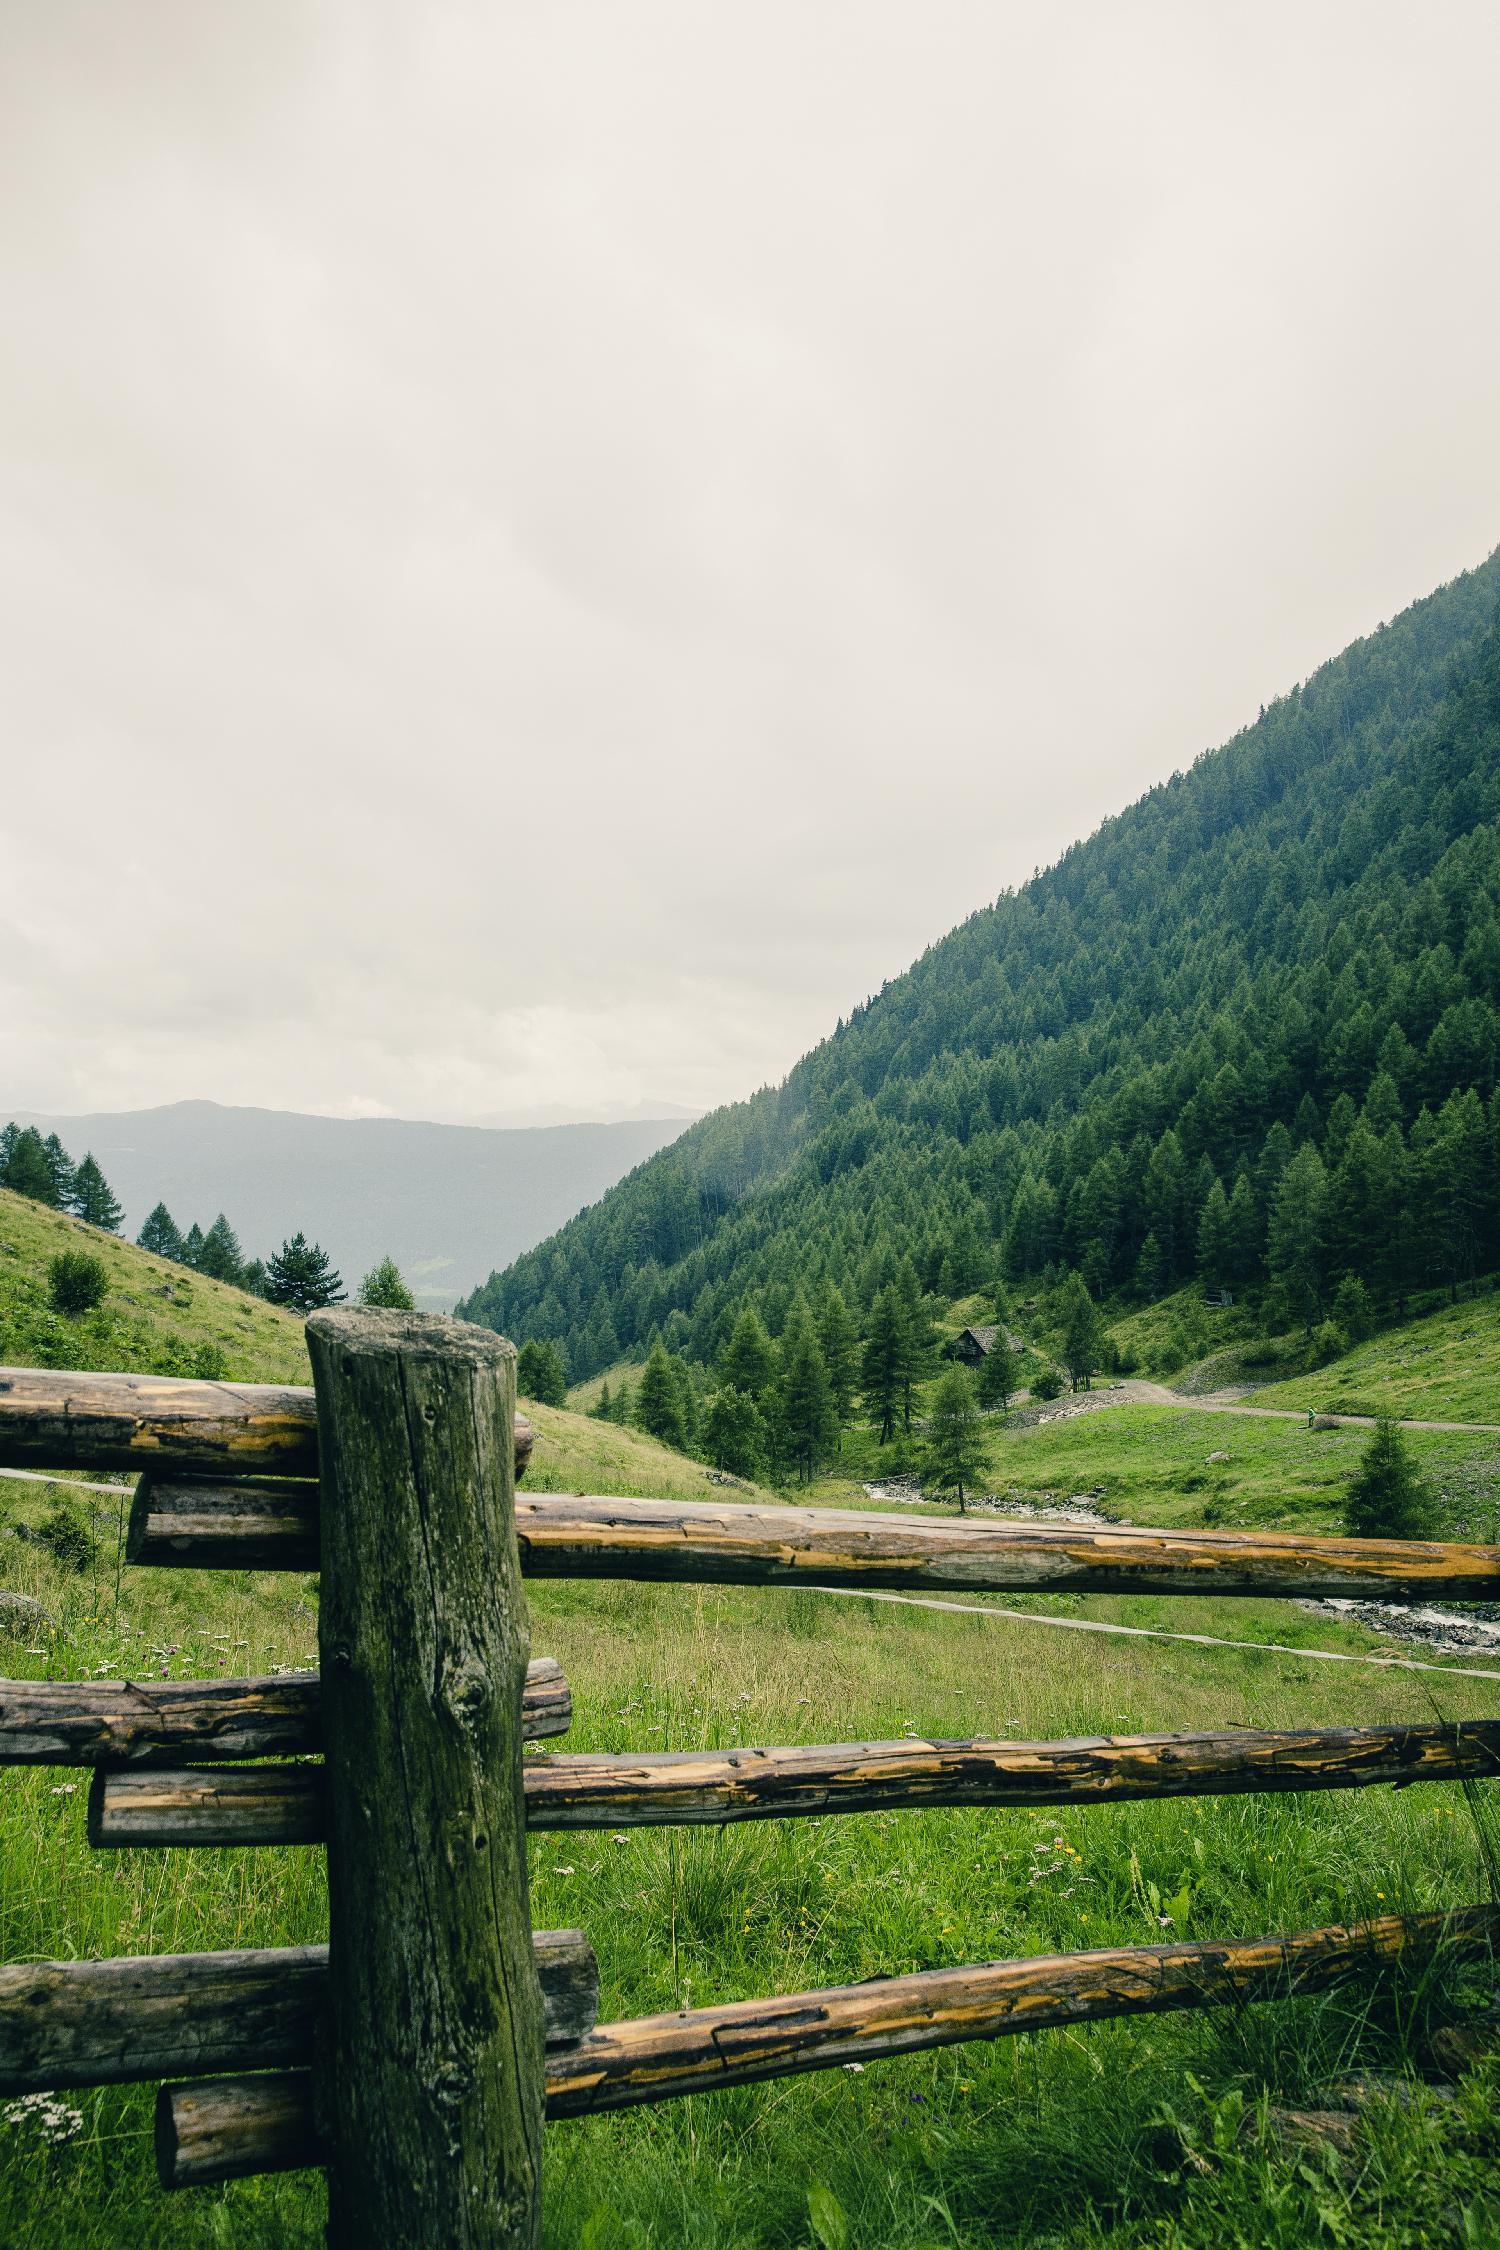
[156,2071,321,2187]
[0,1657,570,1765]
[309,1306,544,2248]
[151,1907,1500,2182]
[514,1493,1500,1602]
[0,1365,532,1486]
[0,1931,596,2097]
[91,1719,1500,1847]
[104,1482,1500,1601]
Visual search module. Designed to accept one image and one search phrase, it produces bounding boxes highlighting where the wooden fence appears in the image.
[2,1312,1498,2246]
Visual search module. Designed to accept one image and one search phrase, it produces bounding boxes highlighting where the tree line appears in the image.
[460,554,1500,1382]
[0,1120,413,1316]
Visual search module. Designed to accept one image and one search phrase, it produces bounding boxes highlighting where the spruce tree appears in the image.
[41,1134,76,1210]
[1058,1272,1104,1391]
[516,1339,567,1406]
[69,1153,123,1233]
[1267,1143,1330,1330]
[182,1221,206,1269]
[703,1386,768,1480]
[137,1203,185,1261]
[924,1365,985,1511]
[263,1232,345,1313]
[1343,1417,1434,1540]
[719,1306,776,1400]
[975,1330,1016,1415]
[197,1214,245,1284]
[777,1301,837,1483]
[357,1255,415,1310]
[815,1286,860,1427]
[861,1286,905,1444]
[635,1342,687,1449]
[4,1126,56,1204]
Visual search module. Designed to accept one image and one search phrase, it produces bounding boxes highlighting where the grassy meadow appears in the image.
[2,1215,1500,2243]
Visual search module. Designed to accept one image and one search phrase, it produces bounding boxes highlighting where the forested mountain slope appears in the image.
[461,548,1500,1376]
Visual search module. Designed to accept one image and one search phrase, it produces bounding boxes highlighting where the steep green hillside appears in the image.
[462,549,1500,1379]
[0,1187,310,1382]
[1250,1291,1500,1425]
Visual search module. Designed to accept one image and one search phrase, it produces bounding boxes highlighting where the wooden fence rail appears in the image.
[126,1465,1500,1601]
[152,1905,1499,2184]
[2,1327,1497,2250]
[83,1718,1500,1848]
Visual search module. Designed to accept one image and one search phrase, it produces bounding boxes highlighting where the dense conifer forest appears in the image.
[460,549,1500,1395]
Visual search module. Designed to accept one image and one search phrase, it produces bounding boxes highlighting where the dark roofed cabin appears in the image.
[950,1324,998,1364]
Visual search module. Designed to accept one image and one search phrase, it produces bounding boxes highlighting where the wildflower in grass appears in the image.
[552,1865,576,1876]
[50,1783,77,1796]
[4,2092,83,2146]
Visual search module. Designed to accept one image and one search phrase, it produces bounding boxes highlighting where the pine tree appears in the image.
[182,1221,206,1269]
[69,1153,123,1232]
[635,1342,687,1449]
[703,1386,768,1480]
[815,1286,859,1427]
[516,1339,567,1406]
[1343,1417,1435,1540]
[924,1365,985,1511]
[861,1286,906,1444]
[197,1214,245,1284]
[1194,1179,1232,1287]
[138,1202,185,1261]
[357,1255,415,1310]
[777,1301,837,1483]
[1266,1143,1330,1330]
[263,1233,345,1313]
[3,1126,57,1204]
[1058,1271,1104,1391]
[41,1134,76,1210]
[975,1330,1016,1415]
[719,1306,776,1400]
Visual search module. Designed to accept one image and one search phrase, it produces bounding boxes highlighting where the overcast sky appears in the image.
[4,4,1499,1128]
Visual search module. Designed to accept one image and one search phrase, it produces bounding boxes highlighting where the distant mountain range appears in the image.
[7,1100,692,1309]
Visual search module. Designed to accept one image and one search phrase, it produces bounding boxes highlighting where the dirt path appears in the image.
[1019,1381,1500,1437]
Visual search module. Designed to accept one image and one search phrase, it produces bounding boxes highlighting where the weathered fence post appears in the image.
[307,1308,543,2248]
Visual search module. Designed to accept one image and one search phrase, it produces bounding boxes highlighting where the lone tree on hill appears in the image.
[975,1328,1017,1416]
[264,1233,345,1313]
[1343,1416,1436,1541]
[358,1255,415,1311]
[138,1203,186,1261]
[69,1153,123,1233]
[925,1365,986,1512]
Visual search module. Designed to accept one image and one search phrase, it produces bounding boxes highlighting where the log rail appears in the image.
[153,1907,1499,2183]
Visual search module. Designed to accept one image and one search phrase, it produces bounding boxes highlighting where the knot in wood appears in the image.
[438,1658,491,1732]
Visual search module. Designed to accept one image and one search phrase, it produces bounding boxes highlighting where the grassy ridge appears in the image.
[0,1188,309,1384]
[1249,1294,1500,1426]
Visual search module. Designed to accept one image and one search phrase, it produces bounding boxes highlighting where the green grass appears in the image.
[0,1188,309,1384]
[1250,1292,1500,1425]
[3,1244,1500,2244]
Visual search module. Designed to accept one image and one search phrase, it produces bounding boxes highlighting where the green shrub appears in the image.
[1031,1367,1064,1401]
[46,1250,108,1316]
[1344,1416,1436,1540]
[1310,1319,1346,1367]
[35,1500,99,1573]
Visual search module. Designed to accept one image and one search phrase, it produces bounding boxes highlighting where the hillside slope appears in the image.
[462,547,1500,1375]
[9,1100,691,1310]
[0,1186,310,1382]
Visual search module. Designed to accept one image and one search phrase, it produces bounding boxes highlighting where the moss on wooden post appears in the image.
[308,1308,542,2248]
